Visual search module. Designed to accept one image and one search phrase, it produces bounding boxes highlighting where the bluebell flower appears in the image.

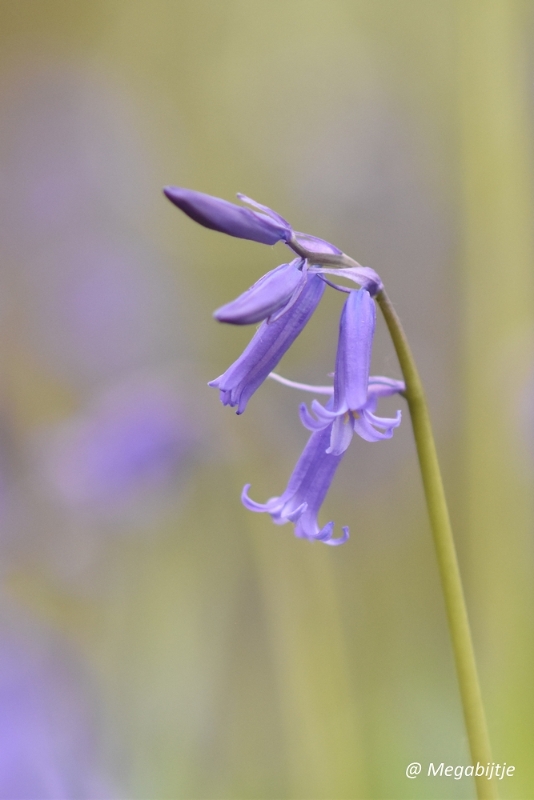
[243,375,405,545]
[209,272,326,413]
[164,186,403,547]
[299,289,402,454]
[242,417,349,546]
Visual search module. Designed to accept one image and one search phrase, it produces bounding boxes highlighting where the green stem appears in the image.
[376,289,497,800]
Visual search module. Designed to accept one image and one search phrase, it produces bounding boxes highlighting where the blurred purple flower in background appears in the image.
[0,63,189,391]
[0,59,202,588]
[39,379,195,515]
[0,611,114,800]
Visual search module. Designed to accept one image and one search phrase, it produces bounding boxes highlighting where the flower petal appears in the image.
[310,398,339,421]
[327,413,354,455]
[352,409,401,442]
[241,484,283,514]
[324,526,350,546]
[163,187,291,245]
[299,402,330,431]
[365,409,402,431]
[213,259,305,325]
[296,519,335,542]
[352,414,391,442]
[333,289,375,413]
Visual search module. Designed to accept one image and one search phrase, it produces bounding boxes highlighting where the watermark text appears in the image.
[406,762,515,781]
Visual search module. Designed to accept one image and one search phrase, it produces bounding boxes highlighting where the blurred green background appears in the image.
[0,1,532,798]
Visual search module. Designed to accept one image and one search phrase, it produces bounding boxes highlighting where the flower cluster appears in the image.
[164,187,404,545]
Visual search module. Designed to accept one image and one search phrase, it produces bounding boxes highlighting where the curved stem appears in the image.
[376,289,497,800]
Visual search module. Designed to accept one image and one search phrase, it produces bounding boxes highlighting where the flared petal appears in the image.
[324,526,350,546]
[241,484,284,514]
[333,289,375,413]
[163,187,291,245]
[364,409,402,431]
[327,413,354,455]
[299,403,331,431]
[352,409,401,442]
[209,274,325,413]
[310,398,340,422]
[295,518,335,541]
[352,414,391,442]
[213,259,305,324]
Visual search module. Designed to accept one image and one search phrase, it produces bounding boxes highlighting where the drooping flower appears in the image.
[242,417,349,546]
[209,272,325,413]
[300,289,402,454]
[243,374,405,545]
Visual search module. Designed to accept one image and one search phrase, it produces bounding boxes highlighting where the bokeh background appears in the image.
[0,1,532,798]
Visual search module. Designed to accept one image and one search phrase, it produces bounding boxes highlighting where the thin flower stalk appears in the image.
[376,289,496,800]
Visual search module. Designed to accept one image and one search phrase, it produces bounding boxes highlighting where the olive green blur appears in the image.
[0,2,532,798]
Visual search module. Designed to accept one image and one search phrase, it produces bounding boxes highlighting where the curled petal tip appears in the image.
[311,520,336,541]
[299,403,329,431]
[324,526,350,546]
[241,484,266,512]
